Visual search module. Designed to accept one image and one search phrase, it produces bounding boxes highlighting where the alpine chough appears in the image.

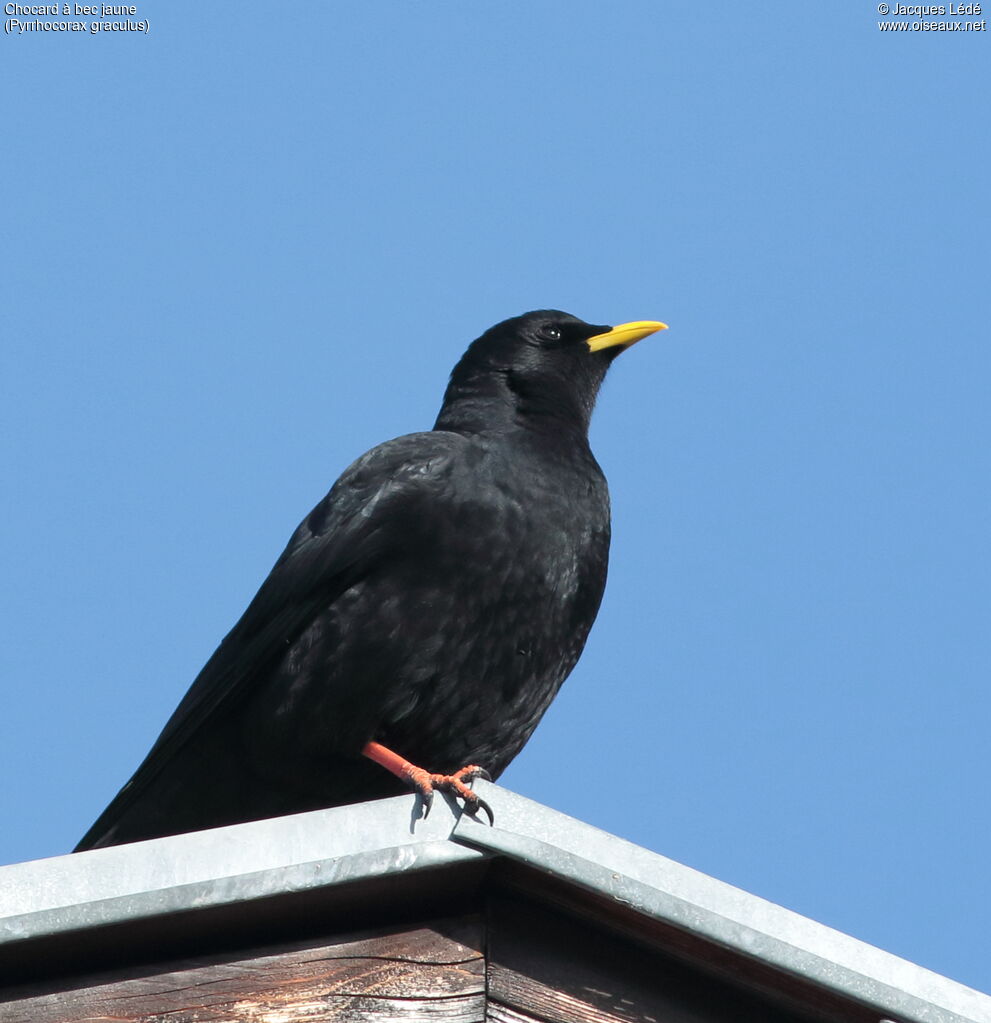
[76,310,667,850]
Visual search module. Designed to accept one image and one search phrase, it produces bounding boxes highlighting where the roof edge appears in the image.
[0,782,986,1023]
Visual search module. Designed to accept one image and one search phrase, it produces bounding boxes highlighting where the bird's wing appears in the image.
[81,430,468,834]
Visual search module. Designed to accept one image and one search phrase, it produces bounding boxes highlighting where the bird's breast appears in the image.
[370,443,610,771]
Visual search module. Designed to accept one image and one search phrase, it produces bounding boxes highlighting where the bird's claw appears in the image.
[420,786,434,818]
[467,794,495,826]
[405,763,494,824]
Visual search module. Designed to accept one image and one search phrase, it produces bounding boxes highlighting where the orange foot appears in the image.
[362,741,493,824]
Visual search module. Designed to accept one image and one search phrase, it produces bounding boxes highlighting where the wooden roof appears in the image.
[1,782,988,1022]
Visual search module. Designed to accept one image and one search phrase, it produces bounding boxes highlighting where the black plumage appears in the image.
[76,310,665,851]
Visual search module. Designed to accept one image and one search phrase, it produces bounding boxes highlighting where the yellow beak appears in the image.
[586,320,668,353]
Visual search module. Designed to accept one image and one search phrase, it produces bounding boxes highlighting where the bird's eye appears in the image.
[538,325,562,342]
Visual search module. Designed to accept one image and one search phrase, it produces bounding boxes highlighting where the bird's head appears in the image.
[435,310,667,436]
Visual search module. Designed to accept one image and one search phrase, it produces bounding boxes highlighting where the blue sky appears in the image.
[3,1,989,994]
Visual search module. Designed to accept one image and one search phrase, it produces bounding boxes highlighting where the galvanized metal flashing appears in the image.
[1,781,988,1023]
[0,789,481,946]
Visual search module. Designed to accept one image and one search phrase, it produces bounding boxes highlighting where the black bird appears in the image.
[76,311,666,851]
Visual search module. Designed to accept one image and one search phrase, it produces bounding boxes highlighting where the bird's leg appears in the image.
[361,740,493,824]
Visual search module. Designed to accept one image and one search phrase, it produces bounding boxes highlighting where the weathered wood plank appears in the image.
[489,962,662,1023]
[486,1001,545,1023]
[487,898,832,1023]
[2,920,485,1023]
